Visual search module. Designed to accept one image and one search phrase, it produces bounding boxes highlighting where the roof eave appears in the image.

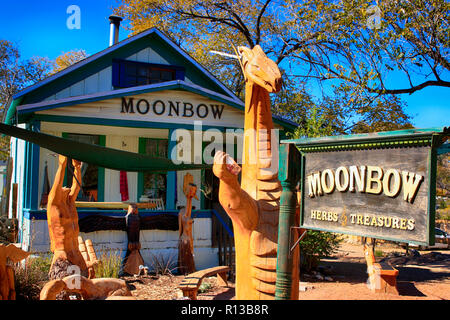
[282,127,449,147]
[12,27,241,104]
[16,80,244,116]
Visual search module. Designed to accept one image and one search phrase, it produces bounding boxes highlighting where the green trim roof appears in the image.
[282,127,449,151]
[5,27,297,131]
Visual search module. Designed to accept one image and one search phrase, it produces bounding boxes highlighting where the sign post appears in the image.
[275,143,301,300]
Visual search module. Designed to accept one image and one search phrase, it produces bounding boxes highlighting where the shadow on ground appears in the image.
[397,281,426,297]
[396,265,450,282]
[313,260,369,283]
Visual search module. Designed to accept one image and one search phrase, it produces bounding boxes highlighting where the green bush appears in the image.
[374,249,384,257]
[14,254,52,300]
[94,250,122,278]
[438,198,447,209]
[436,207,450,220]
[198,282,213,293]
[299,231,342,273]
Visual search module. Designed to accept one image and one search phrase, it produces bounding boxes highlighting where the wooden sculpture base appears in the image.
[123,243,144,276]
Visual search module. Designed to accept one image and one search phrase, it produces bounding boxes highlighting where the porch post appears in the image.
[166,129,177,210]
[275,143,301,300]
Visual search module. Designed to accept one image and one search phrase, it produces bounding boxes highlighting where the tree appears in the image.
[0,40,53,160]
[319,83,413,134]
[284,90,342,273]
[280,0,450,95]
[115,0,449,95]
[0,40,52,112]
[51,49,87,74]
[273,75,413,135]
[114,0,421,133]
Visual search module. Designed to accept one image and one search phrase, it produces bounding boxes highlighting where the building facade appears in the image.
[4,27,295,270]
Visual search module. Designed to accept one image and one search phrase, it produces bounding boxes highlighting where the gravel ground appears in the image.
[122,274,235,300]
[121,242,449,300]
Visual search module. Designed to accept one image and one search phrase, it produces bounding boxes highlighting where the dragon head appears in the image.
[238,45,282,93]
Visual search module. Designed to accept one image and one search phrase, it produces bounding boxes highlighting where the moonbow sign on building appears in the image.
[286,128,449,245]
[120,97,225,120]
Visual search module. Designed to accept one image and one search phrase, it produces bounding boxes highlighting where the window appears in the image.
[139,138,169,207]
[112,59,185,88]
[64,133,103,202]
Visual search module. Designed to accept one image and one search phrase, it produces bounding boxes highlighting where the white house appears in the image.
[3,19,295,272]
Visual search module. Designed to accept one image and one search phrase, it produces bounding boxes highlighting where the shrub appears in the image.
[198,282,213,293]
[299,231,342,273]
[14,254,52,300]
[436,207,450,220]
[149,252,177,276]
[375,249,384,257]
[94,249,122,278]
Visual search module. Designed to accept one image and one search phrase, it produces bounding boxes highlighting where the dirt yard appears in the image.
[298,242,450,300]
[122,242,450,300]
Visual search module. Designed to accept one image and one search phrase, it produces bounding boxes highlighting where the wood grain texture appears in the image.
[213,45,298,300]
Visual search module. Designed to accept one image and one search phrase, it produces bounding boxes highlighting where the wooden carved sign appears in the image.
[295,129,449,246]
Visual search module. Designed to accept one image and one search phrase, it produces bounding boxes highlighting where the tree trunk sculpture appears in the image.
[43,155,137,300]
[213,45,299,300]
[0,243,30,300]
[122,204,145,275]
[40,274,135,300]
[47,155,95,279]
[78,237,98,279]
[178,173,198,275]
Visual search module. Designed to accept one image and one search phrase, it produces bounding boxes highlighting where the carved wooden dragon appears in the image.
[213,45,298,299]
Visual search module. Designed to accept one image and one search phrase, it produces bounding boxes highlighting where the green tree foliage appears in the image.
[286,89,342,272]
[299,230,342,272]
[51,49,88,74]
[113,0,430,134]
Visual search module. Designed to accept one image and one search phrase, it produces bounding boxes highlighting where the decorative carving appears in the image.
[178,173,198,275]
[47,155,90,279]
[122,204,145,275]
[42,155,137,299]
[78,237,99,279]
[0,244,30,300]
[213,45,298,299]
[40,275,135,300]
[78,213,177,233]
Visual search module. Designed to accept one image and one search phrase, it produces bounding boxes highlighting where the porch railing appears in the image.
[212,203,235,280]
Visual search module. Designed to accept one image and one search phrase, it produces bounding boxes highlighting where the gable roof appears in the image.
[15,79,297,130]
[17,80,241,114]
[5,27,297,131]
[12,27,240,103]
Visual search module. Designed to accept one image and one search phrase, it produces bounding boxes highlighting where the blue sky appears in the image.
[0,0,448,129]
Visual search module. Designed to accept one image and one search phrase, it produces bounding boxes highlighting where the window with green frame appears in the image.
[63,133,105,202]
[139,138,168,206]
